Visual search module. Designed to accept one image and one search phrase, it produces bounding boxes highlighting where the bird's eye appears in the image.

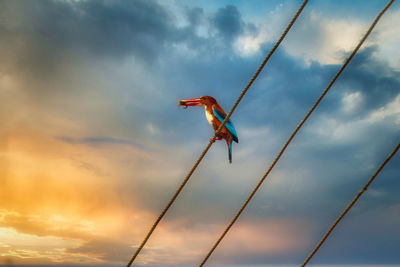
[200,97,205,100]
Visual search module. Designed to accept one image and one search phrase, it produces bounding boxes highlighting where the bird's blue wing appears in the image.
[213,108,239,143]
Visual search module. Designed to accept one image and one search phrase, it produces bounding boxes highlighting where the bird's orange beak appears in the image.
[177,98,203,108]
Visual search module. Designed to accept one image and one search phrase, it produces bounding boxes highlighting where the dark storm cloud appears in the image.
[210,5,246,41]
[0,0,174,78]
[338,46,400,111]
[0,0,256,80]
[160,42,399,145]
[236,46,400,132]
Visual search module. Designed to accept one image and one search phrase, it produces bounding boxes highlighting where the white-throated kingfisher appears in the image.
[178,96,239,163]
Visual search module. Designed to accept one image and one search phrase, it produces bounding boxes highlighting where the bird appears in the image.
[178,96,239,163]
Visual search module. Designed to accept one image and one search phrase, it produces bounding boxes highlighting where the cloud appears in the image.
[210,5,246,41]
[56,136,151,151]
[368,89,400,125]
[66,238,134,264]
[0,210,94,240]
[0,0,173,67]
[233,3,400,70]
[0,227,97,265]
[283,11,366,65]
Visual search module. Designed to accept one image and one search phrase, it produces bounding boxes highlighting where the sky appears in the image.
[0,0,399,266]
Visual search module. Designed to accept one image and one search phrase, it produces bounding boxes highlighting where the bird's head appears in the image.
[177,96,217,108]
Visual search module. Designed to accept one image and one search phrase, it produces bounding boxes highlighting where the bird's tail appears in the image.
[227,138,233,164]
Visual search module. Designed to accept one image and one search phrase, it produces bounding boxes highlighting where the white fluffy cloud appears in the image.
[283,11,366,65]
[234,6,400,69]
[372,9,400,70]
[341,91,363,113]
[369,93,400,125]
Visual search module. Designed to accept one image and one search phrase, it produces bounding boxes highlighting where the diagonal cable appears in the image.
[301,141,400,266]
[199,0,395,265]
[126,1,309,266]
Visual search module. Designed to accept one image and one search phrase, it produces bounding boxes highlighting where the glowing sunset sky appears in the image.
[1,0,399,266]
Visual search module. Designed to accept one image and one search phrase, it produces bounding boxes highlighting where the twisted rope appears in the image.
[301,141,399,266]
[199,0,395,265]
[126,1,308,266]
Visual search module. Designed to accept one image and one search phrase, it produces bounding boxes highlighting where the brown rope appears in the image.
[125,1,309,266]
[301,141,399,266]
[198,0,395,265]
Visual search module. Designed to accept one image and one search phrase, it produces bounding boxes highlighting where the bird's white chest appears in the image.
[205,109,214,126]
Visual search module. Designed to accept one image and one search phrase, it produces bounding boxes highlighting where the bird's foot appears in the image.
[210,136,222,143]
